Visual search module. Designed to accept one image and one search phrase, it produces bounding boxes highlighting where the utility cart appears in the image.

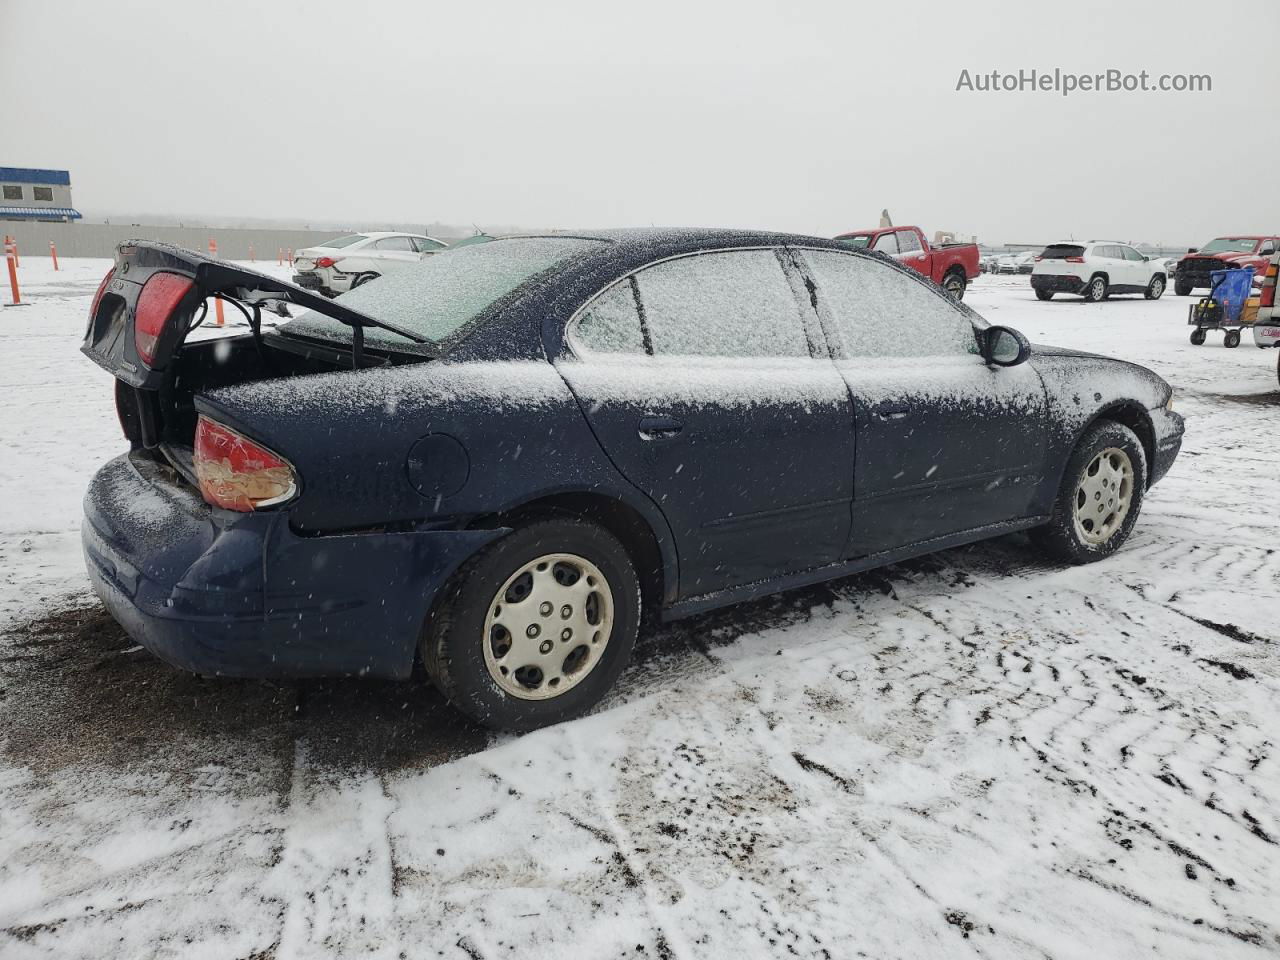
[1188,267,1256,347]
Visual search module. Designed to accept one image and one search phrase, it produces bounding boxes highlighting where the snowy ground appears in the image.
[1,259,1278,959]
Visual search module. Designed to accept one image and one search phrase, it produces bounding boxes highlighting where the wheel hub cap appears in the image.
[1072,447,1134,545]
[483,553,614,700]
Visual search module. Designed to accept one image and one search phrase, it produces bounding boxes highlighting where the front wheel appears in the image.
[1084,275,1108,303]
[1145,275,1166,300]
[1032,420,1147,563]
[1190,328,1207,345]
[942,271,966,300]
[1224,329,1241,348]
[422,517,640,732]
[1175,279,1194,297]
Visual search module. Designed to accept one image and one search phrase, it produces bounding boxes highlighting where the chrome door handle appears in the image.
[638,415,684,440]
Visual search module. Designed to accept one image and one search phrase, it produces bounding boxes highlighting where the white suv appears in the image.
[293,232,449,297]
[1030,241,1168,302]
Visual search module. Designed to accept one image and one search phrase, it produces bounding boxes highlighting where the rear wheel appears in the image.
[351,272,380,289]
[1033,420,1146,564]
[1034,287,1054,301]
[1189,328,1207,345]
[421,518,640,732]
[1175,279,1194,297]
[1145,275,1166,300]
[1224,329,1241,348]
[1084,275,1108,303]
[941,271,966,300]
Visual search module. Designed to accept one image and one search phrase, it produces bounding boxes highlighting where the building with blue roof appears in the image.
[0,167,82,222]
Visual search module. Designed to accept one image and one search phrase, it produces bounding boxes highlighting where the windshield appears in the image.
[835,235,872,250]
[281,236,607,349]
[320,234,368,249]
[1200,237,1257,254]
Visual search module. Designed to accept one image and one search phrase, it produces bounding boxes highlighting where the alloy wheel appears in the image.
[482,553,614,700]
[1072,447,1134,545]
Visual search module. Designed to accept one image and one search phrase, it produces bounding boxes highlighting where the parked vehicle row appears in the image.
[834,225,980,299]
[79,230,1183,731]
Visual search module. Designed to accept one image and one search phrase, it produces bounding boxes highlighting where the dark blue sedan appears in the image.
[81,230,1183,730]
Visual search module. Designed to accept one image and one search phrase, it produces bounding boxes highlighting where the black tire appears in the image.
[1175,279,1194,297]
[351,272,380,289]
[1034,288,1054,301]
[1144,275,1166,300]
[1083,274,1108,303]
[1224,329,1241,348]
[1190,328,1207,345]
[941,271,966,300]
[421,517,640,732]
[1032,421,1147,564]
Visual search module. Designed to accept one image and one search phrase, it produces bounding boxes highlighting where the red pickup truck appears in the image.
[1174,235,1279,296]
[834,225,981,299]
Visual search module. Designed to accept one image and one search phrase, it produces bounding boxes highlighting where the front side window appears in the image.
[2,185,21,200]
[872,232,900,255]
[572,281,646,355]
[375,236,416,252]
[632,250,810,359]
[800,250,977,358]
[412,236,447,253]
[1121,246,1145,262]
[897,231,922,254]
[32,186,53,202]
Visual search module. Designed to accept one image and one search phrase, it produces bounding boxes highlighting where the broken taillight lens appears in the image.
[134,272,194,366]
[314,256,340,268]
[194,416,298,511]
[90,267,116,320]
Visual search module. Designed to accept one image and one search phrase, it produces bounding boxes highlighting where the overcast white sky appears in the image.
[3,0,1277,245]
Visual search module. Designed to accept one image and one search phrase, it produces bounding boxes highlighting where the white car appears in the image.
[293,232,449,297]
[1030,241,1167,303]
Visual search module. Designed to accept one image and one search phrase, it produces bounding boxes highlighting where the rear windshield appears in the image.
[281,236,607,348]
[1039,244,1085,259]
[322,234,368,249]
[1200,237,1257,254]
[835,235,872,250]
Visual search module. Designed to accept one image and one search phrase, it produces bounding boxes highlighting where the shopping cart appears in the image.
[1188,267,1256,347]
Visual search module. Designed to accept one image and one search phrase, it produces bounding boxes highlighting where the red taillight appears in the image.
[90,267,115,322]
[1065,256,1085,263]
[1262,265,1277,308]
[194,416,298,511]
[134,272,194,366]
[314,256,339,269]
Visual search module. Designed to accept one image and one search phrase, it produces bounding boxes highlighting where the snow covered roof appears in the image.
[0,206,82,220]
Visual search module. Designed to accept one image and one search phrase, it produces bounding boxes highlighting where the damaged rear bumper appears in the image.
[82,452,503,679]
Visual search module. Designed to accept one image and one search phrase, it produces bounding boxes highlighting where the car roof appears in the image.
[352,231,427,239]
[498,227,855,265]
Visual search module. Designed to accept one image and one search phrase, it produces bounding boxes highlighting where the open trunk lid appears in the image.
[82,240,421,390]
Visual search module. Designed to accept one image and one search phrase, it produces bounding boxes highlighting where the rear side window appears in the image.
[375,236,416,251]
[1040,244,1085,259]
[573,281,646,355]
[633,250,810,359]
[412,236,447,253]
[801,250,976,358]
[872,233,899,255]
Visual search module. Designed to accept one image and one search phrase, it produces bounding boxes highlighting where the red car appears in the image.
[1174,235,1279,296]
[834,225,980,299]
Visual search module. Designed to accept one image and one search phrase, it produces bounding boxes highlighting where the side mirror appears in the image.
[1187,247,1198,253]
[983,325,1030,367]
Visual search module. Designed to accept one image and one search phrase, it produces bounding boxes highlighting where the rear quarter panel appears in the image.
[195,360,664,536]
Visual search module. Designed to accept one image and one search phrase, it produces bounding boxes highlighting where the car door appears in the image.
[555,248,856,598]
[793,248,1050,558]
[1118,245,1148,290]
[895,229,931,277]
[371,235,422,271]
